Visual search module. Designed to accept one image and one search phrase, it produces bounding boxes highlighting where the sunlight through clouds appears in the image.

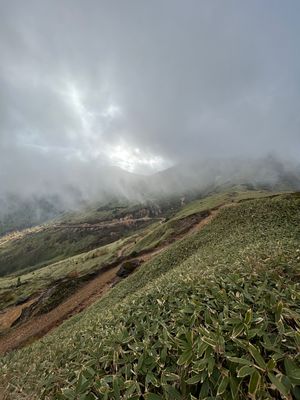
[107,144,169,174]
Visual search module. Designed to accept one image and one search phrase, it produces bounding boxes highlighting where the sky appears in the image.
[0,0,299,198]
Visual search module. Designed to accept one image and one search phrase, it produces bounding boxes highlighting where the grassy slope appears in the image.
[0,189,273,311]
[0,236,131,311]
[1,193,300,399]
[123,189,272,255]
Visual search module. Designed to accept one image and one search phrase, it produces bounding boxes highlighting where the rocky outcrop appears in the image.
[116,259,141,278]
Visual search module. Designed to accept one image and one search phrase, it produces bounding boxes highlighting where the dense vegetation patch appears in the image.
[1,194,300,399]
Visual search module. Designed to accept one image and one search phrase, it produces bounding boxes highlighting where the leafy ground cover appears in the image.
[123,189,276,256]
[1,193,299,399]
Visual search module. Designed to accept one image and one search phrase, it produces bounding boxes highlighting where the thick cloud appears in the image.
[0,0,299,199]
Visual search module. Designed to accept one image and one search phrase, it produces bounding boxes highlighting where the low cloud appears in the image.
[0,0,299,203]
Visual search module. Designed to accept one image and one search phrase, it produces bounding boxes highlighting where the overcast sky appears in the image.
[0,0,299,197]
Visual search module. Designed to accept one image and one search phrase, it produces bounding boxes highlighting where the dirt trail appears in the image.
[180,209,219,237]
[0,267,119,354]
[0,245,169,355]
[0,206,226,355]
[54,217,160,230]
[0,298,37,332]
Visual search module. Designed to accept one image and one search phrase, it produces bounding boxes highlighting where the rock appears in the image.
[116,259,141,278]
[15,295,31,306]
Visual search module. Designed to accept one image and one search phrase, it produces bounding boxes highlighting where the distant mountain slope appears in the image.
[0,194,66,237]
[0,156,299,238]
[148,156,300,196]
[0,156,299,276]
[0,201,164,277]
[0,166,142,237]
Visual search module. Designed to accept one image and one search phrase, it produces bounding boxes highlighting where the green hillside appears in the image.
[1,192,299,399]
[0,202,163,277]
[0,189,272,313]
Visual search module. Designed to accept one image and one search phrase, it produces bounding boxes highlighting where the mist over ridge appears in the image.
[1,155,299,217]
[0,1,299,218]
